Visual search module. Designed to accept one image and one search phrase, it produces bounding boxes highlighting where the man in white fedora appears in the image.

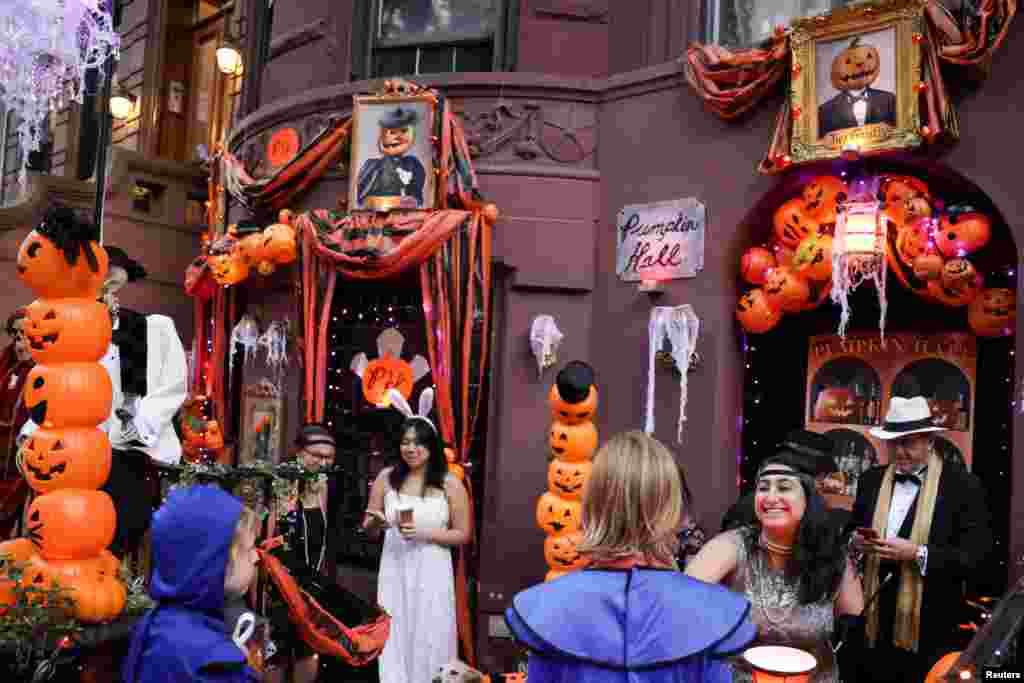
[849,395,990,682]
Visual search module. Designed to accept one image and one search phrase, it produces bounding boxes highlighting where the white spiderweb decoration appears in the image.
[229,314,260,378]
[258,319,290,389]
[831,200,887,340]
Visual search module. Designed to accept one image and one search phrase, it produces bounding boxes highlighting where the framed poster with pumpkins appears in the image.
[348,93,437,213]
[239,379,285,465]
[788,0,926,164]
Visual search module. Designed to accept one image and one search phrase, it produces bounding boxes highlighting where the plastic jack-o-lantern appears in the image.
[24,363,113,428]
[831,37,880,92]
[549,421,598,463]
[209,250,250,286]
[20,427,112,493]
[264,222,298,265]
[895,222,932,267]
[936,210,992,258]
[61,571,127,623]
[16,230,109,301]
[240,232,274,275]
[548,361,598,425]
[736,289,783,334]
[763,266,811,313]
[549,385,598,426]
[26,489,117,560]
[535,492,582,535]
[24,299,112,365]
[912,253,945,281]
[801,176,849,225]
[45,550,120,582]
[543,532,589,572]
[968,288,1017,337]
[773,198,819,248]
[879,176,930,227]
[0,538,36,612]
[792,234,833,283]
[548,460,591,501]
[928,259,983,307]
[740,247,777,286]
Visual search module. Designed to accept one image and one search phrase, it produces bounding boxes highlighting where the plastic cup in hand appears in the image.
[399,507,414,525]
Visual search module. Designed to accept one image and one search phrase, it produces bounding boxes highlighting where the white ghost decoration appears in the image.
[645,305,700,444]
[230,314,261,377]
[529,315,563,378]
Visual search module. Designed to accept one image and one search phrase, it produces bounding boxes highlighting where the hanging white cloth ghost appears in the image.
[258,318,290,390]
[529,315,563,378]
[644,305,700,444]
[229,314,261,378]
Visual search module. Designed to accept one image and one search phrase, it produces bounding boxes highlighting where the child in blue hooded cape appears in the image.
[506,431,757,682]
[122,485,262,682]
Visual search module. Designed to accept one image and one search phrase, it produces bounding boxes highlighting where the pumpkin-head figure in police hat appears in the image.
[355,105,428,211]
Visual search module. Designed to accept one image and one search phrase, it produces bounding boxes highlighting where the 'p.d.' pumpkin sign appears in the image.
[351,328,430,408]
[24,363,113,428]
[24,299,113,365]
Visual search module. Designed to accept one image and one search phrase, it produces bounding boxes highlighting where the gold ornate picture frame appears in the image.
[348,91,438,213]
[789,0,926,164]
[239,379,284,465]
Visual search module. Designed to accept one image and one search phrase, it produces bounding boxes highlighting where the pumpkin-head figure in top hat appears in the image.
[356,105,428,211]
[818,36,897,139]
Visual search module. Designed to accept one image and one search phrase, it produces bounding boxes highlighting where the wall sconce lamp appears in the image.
[108,79,136,120]
[638,279,665,296]
[216,32,244,75]
[742,646,817,683]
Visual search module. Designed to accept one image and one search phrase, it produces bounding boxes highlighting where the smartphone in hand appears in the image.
[857,527,880,540]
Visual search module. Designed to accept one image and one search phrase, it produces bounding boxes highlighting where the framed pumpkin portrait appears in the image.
[789,0,925,163]
[348,93,437,213]
[239,380,284,465]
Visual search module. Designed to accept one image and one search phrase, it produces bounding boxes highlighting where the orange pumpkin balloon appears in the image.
[27,489,117,560]
[773,198,819,248]
[548,460,591,501]
[895,221,932,267]
[24,363,113,428]
[24,299,112,365]
[543,532,589,572]
[763,266,811,313]
[925,652,963,683]
[935,210,992,258]
[912,253,945,281]
[736,289,783,334]
[740,247,777,286]
[941,259,980,296]
[548,384,598,426]
[774,245,796,268]
[792,235,833,282]
[16,230,109,300]
[0,538,36,613]
[361,356,414,407]
[240,232,273,274]
[209,251,250,286]
[264,223,298,264]
[549,420,598,463]
[20,427,112,493]
[801,176,849,224]
[535,492,582,535]
[968,288,1017,337]
[879,175,930,227]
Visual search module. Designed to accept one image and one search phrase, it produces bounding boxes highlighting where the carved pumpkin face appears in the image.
[879,176,930,227]
[792,235,833,282]
[801,176,849,224]
[968,288,1016,337]
[763,266,811,313]
[23,299,112,365]
[240,233,272,270]
[814,387,855,422]
[62,571,127,623]
[27,489,116,560]
[543,532,589,572]
[740,247,777,286]
[736,288,783,334]
[24,363,113,428]
[264,223,298,265]
[941,259,979,293]
[535,492,582,535]
[936,211,992,258]
[912,253,945,281]
[548,460,591,501]
[549,421,598,463]
[0,538,36,613]
[895,222,931,267]
[830,39,880,91]
[548,384,598,425]
[928,261,983,307]
[16,231,109,300]
[380,126,415,157]
[773,198,819,248]
[20,427,112,494]
[209,251,250,286]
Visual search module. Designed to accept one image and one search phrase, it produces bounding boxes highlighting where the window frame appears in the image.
[352,0,520,80]
[701,0,851,49]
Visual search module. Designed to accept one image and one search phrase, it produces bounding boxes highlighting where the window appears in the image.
[704,0,851,48]
[356,0,518,79]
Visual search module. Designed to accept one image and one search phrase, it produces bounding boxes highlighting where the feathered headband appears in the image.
[386,387,437,434]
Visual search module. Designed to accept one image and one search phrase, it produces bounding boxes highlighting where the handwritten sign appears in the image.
[616,198,705,282]
[361,356,414,407]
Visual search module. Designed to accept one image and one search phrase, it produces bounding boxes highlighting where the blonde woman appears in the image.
[505,431,756,683]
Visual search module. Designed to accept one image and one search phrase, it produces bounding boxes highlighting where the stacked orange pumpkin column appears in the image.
[0,215,126,623]
[535,362,598,582]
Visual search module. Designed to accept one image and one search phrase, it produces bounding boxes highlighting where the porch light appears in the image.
[831,193,888,339]
[742,646,817,683]
[216,35,243,75]
[109,80,136,120]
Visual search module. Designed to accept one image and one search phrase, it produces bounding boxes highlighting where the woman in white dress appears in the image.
[362,414,471,683]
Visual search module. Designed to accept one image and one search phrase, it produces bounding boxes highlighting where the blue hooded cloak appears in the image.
[122,485,259,683]
[506,568,757,683]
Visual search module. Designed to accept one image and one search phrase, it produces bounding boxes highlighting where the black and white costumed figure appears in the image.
[356,106,427,211]
[21,246,188,556]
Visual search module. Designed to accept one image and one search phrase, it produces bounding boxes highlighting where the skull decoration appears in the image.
[529,315,563,377]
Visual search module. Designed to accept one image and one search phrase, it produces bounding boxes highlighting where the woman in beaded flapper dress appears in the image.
[687,448,864,682]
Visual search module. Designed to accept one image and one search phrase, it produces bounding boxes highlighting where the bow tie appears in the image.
[846,92,868,103]
[894,470,924,485]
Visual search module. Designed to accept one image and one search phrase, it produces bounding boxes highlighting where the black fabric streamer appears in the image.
[112,309,148,397]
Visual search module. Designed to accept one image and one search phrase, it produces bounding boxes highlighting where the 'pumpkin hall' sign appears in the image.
[616,198,706,283]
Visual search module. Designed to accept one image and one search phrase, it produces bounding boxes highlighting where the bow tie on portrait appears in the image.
[845,91,869,104]
[894,470,925,485]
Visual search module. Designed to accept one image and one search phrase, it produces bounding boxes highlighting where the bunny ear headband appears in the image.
[387,387,437,434]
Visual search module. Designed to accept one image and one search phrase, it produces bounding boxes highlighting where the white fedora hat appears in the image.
[869,396,948,440]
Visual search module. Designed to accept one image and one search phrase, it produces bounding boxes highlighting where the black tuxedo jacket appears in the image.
[848,463,991,657]
[818,88,897,138]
